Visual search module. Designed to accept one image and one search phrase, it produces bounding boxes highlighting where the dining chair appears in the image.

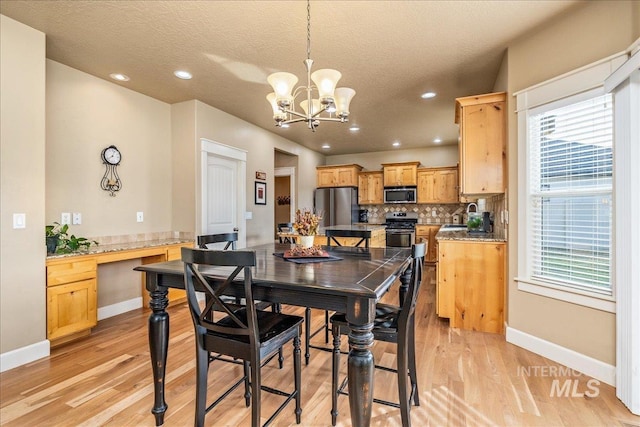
[277,223,295,244]
[304,229,372,364]
[329,242,426,427]
[197,233,284,369]
[182,247,303,427]
[197,232,238,250]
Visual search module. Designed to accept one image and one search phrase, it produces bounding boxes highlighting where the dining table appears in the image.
[135,242,413,427]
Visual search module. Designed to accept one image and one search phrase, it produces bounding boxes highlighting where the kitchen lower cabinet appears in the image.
[415,225,440,262]
[437,240,505,334]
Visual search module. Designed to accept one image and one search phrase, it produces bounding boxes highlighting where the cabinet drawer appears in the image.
[47,278,97,340]
[47,259,97,286]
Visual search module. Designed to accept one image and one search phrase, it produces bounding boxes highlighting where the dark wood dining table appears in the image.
[135,242,412,427]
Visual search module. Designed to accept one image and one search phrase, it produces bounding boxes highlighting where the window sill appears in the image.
[515,277,615,313]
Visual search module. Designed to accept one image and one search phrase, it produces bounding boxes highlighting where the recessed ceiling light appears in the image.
[392,141,401,147]
[110,73,130,82]
[322,144,331,149]
[433,138,442,143]
[174,70,192,80]
[421,92,436,99]
[349,125,360,132]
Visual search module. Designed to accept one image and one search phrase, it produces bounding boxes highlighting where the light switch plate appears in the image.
[13,213,26,229]
[72,212,82,225]
[136,211,144,222]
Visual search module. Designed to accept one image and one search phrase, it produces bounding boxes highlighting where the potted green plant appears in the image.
[45,222,67,254]
[45,222,98,254]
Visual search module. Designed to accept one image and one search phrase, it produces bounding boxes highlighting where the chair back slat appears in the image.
[398,243,426,326]
[277,223,294,244]
[197,233,238,250]
[325,229,370,248]
[182,247,257,340]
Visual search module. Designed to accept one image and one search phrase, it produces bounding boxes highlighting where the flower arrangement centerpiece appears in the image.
[293,208,322,248]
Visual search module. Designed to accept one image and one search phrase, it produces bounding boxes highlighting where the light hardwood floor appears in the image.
[1,266,638,426]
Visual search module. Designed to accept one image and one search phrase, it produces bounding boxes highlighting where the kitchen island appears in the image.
[321,224,386,248]
[436,226,506,334]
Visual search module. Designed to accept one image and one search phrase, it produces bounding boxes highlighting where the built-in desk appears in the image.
[45,239,193,347]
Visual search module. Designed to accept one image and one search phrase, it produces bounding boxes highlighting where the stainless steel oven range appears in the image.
[384,212,418,248]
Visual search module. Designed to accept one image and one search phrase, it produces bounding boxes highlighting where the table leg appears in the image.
[148,285,169,426]
[347,322,375,427]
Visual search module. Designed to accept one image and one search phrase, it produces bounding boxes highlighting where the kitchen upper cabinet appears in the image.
[358,171,384,205]
[455,92,506,196]
[381,161,420,187]
[316,164,363,188]
[417,167,459,204]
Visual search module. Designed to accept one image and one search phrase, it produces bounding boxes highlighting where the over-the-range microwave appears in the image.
[383,187,417,204]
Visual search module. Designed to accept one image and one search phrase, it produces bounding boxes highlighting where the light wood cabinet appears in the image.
[46,257,98,345]
[46,240,194,346]
[437,240,505,334]
[417,167,459,204]
[381,162,420,187]
[415,225,440,263]
[358,171,384,204]
[316,164,363,188]
[324,228,386,248]
[455,92,506,196]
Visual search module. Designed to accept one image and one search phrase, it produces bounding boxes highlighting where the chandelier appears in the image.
[266,0,355,131]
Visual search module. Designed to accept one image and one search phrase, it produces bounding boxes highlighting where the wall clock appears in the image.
[100,145,122,196]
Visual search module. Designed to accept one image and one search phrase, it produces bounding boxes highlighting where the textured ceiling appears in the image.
[0,0,581,155]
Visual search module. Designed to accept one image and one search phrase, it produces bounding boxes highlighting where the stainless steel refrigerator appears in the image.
[313,187,358,228]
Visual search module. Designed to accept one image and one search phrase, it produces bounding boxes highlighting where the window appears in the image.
[515,53,626,311]
[528,94,613,295]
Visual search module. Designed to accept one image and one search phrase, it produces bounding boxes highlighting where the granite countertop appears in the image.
[46,238,194,260]
[436,228,506,243]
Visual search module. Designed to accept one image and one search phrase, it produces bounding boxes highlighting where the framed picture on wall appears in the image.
[255,181,266,205]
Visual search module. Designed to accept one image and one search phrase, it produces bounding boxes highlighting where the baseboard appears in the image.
[0,340,50,373]
[506,325,616,386]
[97,297,143,321]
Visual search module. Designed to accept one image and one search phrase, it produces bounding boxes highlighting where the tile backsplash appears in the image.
[361,192,506,231]
[361,203,466,224]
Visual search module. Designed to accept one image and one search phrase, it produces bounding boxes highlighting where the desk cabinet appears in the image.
[46,241,193,347]
[417,167,459,204]
[46,258,98,345]
[455,92,506,196]
[437,240,505,334]
[381,162,419,187]
[358,171,384,204]
[316,164,362,188]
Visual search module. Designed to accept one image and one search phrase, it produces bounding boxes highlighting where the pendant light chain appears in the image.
[306,0,311,61]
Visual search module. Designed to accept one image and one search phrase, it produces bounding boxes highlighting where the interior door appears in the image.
[204,154,239,248]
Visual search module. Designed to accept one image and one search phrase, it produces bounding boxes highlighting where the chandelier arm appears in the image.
[279,109,308,120]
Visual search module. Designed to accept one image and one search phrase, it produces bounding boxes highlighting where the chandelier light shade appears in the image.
[266,0,355,131]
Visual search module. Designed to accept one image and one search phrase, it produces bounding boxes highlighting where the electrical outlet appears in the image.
[61,212,71,225]
[72,212,82,225]
[431,210,437,217]
[136,211,144,222]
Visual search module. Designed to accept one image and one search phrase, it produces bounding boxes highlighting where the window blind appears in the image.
[528,93,613,294]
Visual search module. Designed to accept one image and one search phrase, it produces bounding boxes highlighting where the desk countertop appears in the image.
[46,238,194,260]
